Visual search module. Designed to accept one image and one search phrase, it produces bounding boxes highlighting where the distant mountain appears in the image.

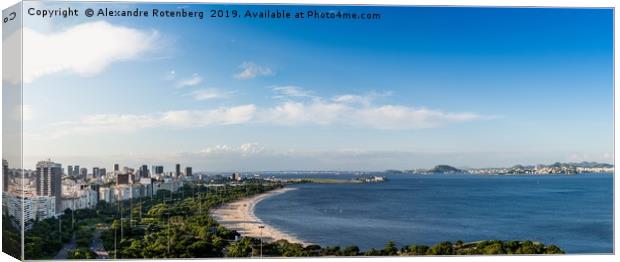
[428,165,462,174]
[570,162,613,168]
[466,161,614,175]
[534,162,613,169]
[403,162,613,175]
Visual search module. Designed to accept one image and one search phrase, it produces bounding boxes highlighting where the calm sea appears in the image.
[254,174,613,253]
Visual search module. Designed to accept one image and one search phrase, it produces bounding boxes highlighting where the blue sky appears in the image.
[17,3,613,171]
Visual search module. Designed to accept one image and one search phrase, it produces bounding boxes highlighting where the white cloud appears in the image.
[271,86,314,98]
[332,94,370,105]
[234,61,273,79]
[200,143,265,156]
[160,105,257,126]
[35,88,490,138]
[21,21,159,84]
[354,105,484,129]
[261,99,487,129]
[262,101,346,125]
[187,88,234,100]
[331,91,392,106]
[45,105,256,138]
[176,73,203,88]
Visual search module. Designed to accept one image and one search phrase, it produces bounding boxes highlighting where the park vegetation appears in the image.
[225,239,564,257]
[2,214,21,259]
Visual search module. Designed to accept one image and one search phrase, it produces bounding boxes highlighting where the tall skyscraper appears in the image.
[175,164,181,178]
[140,165,149,178]
[100,168,106,178]
[114,163,119,172]
[185,167,192,177]
[92,167,99,178]
[152,165,164,175]
[73,165,80,176]
[35,160,62,213]
[67,165,73,176]
[80,168,87,178]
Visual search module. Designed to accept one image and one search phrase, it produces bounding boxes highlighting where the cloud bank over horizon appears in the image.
[21,142,615,172]
[28,89,491,139]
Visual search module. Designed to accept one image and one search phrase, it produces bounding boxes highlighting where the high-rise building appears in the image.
[67,165,73,176]
[100,168,106,178]
[73,165,80,176]
[3,159,8,192]
[7,196,34,230]
[33,196,56,220]
[80,168,87,178]
[152,165,164,176]
[116,173,130,185]
[98,187,114,203]
[114,163,119,172]
[35,160,62,213]
[175,164,181,177]
[92,167,99,178]
[185,167,192,177]
[140,165,149,178]
[90,184,101,204]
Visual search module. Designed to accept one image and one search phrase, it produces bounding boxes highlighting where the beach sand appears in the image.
[210,187,310,245]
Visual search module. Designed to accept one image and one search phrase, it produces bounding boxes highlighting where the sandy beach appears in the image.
[210,187,310,245]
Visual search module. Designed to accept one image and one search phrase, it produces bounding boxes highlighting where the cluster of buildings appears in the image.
[468,164,614,175]
[2,159,194,229]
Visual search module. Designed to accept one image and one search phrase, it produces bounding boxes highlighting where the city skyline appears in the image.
[4,156,615,173]
[11,3,614,170]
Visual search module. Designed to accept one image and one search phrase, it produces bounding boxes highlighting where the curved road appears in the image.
[53,237,76,259]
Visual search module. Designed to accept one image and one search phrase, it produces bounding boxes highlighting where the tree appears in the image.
[24,237,44,259]
[227,238,253,257]
[147,203,169,217]
[455,240,464,248]
[383,240,398,255]
[279,241,305,257]
[121,240,144,258]
[342,245,360,256]
[188,240,220,257]
[481,242,504,254]
[321,246,341,256]
[517,240,539,254]
[406,244,429,255]
[364,248,382,256]
[545,245,564,254]
[428,241,454,255]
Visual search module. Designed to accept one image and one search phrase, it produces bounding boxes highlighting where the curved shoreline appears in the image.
[210,187,311,245]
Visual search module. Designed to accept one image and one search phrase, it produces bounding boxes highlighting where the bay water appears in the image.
[254,174,613,253]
